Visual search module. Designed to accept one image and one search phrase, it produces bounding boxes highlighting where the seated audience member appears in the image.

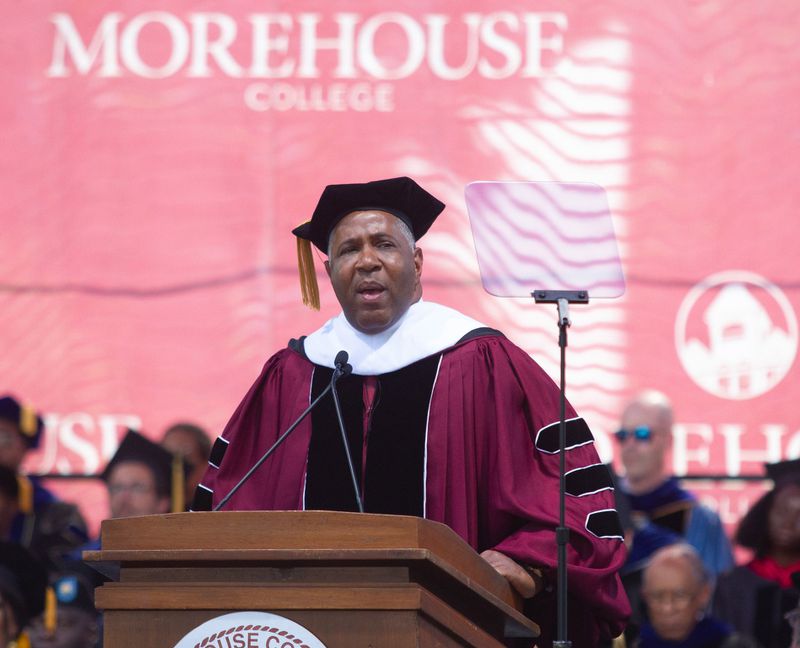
[0,541,47,648]
[102,430,176,521]
[160,422,210,511]
[714,460,800,648]
[614,391,734,636]
[639,544,758,648]
[74,429,177,556]
[0,396,87,571]
[64,430,181,647]
[27,572,99,648]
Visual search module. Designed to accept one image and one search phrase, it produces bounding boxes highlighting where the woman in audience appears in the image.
[714,461,800,648]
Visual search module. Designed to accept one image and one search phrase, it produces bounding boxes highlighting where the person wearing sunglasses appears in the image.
[613,390,734,641]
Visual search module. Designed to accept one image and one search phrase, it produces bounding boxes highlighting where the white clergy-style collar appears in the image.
[303,300,486,375]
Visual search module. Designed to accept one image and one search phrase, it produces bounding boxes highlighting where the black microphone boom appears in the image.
[330,352,363,513]
[213,349,354,512]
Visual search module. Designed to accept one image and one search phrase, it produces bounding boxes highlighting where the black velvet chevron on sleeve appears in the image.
[565,463,614,497]
[535,418,594,454]
[208,437,229,469]
[586,509,624,539]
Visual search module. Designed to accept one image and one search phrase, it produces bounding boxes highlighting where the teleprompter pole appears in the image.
[533,289,589,648]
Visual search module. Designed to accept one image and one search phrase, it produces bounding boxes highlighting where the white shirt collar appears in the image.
[303,301,486,375]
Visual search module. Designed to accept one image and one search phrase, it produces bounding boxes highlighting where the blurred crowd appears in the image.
[0,390,798,648]
[0,395,209,648]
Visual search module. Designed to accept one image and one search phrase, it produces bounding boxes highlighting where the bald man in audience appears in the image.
[613,390,733,635]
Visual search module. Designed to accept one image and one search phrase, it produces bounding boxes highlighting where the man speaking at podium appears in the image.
[194,177,630,646]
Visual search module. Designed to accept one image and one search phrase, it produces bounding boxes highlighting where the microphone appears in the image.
[213,349,356,512]
[334,350,353,377]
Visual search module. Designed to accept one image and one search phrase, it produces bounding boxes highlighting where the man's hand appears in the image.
[480,549,542,599]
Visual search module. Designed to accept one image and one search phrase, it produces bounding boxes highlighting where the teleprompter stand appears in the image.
[466,179,626,647]
[533,289,590,648]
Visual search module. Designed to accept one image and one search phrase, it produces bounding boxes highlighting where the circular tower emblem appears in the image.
[675,271,798,400]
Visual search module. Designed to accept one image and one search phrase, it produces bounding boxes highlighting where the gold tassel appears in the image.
[17,475,33,514]
[14,631,32,648]
[171,454,185,513]
[44,586,57,635]
[296,234,320,310]
[19,404,37,439]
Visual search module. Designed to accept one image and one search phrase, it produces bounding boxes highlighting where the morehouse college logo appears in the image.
[675,270,798,400]
[46,11,569,113]
[173,612,328,648]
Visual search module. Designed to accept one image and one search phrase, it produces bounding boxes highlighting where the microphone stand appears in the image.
[214,355,356,512]
[533,288,589,648]
[330,362,364,513]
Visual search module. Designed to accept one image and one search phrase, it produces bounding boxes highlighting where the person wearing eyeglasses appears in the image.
[637,544,757,648]
[72,429,178,556]
[102,431,177,521]
[612,390,734,641]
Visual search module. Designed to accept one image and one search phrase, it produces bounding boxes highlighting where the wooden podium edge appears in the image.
[96,584,505,648]
[87,511,540,639]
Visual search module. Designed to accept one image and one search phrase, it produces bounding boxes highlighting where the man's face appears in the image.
[618,402,669,483]
[769,484,800,552]
[325,210,423,334]
[642,559,710,642]
[0,419,27,472]
[107,462,169,519]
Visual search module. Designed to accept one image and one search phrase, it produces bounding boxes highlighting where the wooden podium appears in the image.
[84,511,539,647]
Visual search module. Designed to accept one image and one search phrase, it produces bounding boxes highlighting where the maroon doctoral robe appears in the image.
[196,330,630,646]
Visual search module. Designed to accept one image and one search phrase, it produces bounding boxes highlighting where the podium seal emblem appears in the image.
[173,611,328,648]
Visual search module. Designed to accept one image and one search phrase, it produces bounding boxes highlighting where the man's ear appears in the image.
[324,259,331,278]
[414,247,423,278]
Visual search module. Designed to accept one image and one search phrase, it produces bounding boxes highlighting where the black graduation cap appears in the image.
[291,176,445,309]
[765,458,800,485]
[0,394,44,449]
[101,430,177,505]
[0,541,47,632]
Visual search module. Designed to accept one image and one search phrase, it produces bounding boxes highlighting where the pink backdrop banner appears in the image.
[1,1,798,534]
